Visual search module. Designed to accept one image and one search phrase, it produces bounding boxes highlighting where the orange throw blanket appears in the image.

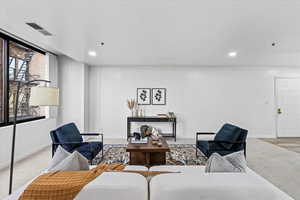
[19,163,125,200]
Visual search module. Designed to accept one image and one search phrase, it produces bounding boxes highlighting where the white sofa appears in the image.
[4,165,294,200]
[149,165,294,200]
[3,165,148,200]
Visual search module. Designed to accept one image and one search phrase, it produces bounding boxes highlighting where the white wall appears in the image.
[0,55,88,169]
[0,53,58,169]
[57,55,89,131]
[0,119,56,169]
[88,66,300,139]
[83,65,90,131]
[88,66,102,132]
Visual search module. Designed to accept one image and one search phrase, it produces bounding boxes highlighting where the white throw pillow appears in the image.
[48,151,89,172]
[205,153,243,173]
[49,145,71,169]
[224,151,247,172]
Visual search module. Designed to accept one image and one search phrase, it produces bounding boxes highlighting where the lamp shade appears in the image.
[29,87,59,106]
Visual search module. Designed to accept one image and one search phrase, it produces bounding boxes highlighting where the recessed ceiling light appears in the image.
[228,51,237,58]
[88,51,97,57]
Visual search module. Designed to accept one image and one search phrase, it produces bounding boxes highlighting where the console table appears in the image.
[127,117,177,141]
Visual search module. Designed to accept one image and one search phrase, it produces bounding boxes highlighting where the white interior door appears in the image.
[276,78,300,137]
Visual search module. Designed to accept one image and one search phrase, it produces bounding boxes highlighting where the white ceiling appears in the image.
[1,0,300,66]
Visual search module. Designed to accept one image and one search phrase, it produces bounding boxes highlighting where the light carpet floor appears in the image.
[0,138,300,199]
[247,139,300,199]
[263,138,300,154]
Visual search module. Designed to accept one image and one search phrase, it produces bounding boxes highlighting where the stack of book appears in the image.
[157,112,175,118]
[130,137,148,144]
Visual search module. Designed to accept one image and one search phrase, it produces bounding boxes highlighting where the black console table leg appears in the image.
[127,120,131,140]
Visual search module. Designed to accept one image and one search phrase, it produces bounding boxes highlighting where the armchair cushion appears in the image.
[74,142,103,161]
[55,123,83,151]
[197,140,232,157]
[214,123,241,150]
[196,141,209,156]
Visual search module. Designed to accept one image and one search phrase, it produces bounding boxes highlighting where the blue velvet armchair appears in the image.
[196,123,248,157]
[50,123,104,163]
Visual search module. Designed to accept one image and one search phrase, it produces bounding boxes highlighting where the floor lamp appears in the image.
[9,79,59,194]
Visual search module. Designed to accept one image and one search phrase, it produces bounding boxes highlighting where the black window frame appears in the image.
[0,32,46,127]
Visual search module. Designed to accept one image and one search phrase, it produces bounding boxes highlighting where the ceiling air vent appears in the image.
[26,22,52,36]
[39,29,52,36]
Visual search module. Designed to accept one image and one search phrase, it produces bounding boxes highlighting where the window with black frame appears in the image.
[0,33,47,126]
[0,38,4,123]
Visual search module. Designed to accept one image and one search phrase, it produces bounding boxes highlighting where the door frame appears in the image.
[274,76,300,138]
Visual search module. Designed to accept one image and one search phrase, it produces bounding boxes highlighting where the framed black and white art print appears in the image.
[137,88,151,105]
[152,88,166,105]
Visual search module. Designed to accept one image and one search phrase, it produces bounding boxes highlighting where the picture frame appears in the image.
[137,88,151,105]
[152,88,166,105]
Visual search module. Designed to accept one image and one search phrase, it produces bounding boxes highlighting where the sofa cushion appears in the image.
[75,171,148,200]
[48,151,89,172]
[224,151,247,172]
[205,153,243,173]
[150,165,205,173]
[4,167,148,200]
[214,123,241,150]
[150,170,294,200]
[49,145,70,170]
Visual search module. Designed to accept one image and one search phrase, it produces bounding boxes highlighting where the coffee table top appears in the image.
[126,137,170,152]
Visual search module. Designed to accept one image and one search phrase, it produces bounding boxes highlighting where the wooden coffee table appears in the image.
[126,137,170,167]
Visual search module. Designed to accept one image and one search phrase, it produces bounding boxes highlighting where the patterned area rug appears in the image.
[93,144,207,165]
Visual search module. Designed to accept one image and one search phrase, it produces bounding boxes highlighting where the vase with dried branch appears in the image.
[127,99,136,117]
